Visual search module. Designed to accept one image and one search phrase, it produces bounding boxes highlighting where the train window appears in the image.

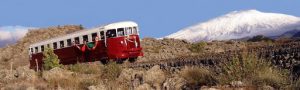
[60,41,64,48]
[41,45,44,52]
[92,33,97,41]
[67,39,72,47]
[126,27,132,35]
[75,37,80,44]
[35,47,38,53]
[53,42,57,49]
[83,35,88,43]
[124,28,128,35]
[117,28,125,37]
[132,27,138,34]
[106,29,116,38]
[31,48,33,53]
[100,31,104,40]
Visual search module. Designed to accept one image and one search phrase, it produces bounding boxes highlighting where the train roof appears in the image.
[29,21,138,48]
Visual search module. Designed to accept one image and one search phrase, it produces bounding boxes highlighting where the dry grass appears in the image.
[65,63,102,74]
[47,76,80,89]
[101,62,122,80]
[216,53,289,88]
[47,62,122,89]
[40,62,102,89]
[153,45,163,53]
[178,53,290,89]
[143,65,166,89]
[252,67,289,88]
[46,74,101,89]
[180,67,216,88]
[78,78,100,89]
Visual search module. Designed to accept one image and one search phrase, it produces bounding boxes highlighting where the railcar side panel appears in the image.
[29,21,143,70]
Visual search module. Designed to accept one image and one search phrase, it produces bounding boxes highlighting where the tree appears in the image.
[43,48,62,70]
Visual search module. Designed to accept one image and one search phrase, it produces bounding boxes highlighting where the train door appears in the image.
[100,31,106,47]
[91,31,106,59]
[106,29,117,59]
[99,31,107,57]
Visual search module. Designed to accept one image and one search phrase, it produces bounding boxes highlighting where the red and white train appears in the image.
[29,21,143,69]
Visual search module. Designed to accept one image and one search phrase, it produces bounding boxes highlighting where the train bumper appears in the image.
[112,48,143,59]
[126,48,143,57]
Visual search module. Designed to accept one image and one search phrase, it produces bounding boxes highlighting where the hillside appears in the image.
[0,25,83,69]
[138,38,247,63]
[166,10,300,42]
[0,24,299,89]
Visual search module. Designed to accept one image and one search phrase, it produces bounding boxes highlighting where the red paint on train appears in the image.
[29,34,143,70]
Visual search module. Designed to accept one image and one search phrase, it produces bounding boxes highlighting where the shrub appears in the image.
[43,48,62,70]
[189,41,207,53]
[78,79,99,89]
[225,40,235,44]
[180,67,216,88]
[101,62,122,80]
[217,54,289,88]
[247,35,274,42]
[252,67,289,88]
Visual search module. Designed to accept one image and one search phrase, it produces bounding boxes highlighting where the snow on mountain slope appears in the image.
[165,10,300,42]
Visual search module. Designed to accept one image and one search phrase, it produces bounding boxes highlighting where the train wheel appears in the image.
[115,58,127,64]
[129,57,137,63]
[100,59,109,64]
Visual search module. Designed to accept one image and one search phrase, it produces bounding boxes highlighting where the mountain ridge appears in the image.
[165,10,300,42]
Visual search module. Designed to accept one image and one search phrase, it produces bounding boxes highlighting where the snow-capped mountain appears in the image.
[165,10,300,42]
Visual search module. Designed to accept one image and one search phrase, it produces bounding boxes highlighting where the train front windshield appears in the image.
[106,27,138,38]
[125,27,138,35]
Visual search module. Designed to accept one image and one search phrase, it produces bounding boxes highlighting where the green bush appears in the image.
[101,62,122,80]
[217,54,289,88]
[189,41,207,53]
[42,48,62,70]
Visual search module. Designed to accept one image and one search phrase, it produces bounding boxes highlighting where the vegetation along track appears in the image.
[126,41,300,74]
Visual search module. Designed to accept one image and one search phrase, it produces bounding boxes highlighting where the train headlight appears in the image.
[121,41,124,44]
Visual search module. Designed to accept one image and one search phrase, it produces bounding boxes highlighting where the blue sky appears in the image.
[0,0,300,40]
